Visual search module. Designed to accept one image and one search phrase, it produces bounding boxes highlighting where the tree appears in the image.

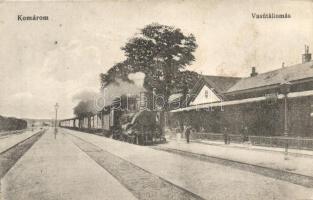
[73,100,97,118]
[173,70,200,93]
[100,61,134,88]
[100,23,197,109]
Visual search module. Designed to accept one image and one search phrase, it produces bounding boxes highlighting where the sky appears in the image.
[0,0,312,119]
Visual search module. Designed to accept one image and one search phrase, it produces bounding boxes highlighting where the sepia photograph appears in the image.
[0,0,313,199]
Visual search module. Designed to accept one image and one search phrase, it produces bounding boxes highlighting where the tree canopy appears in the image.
[0,115,27,131]
[100,23,198,108]
[73,100,97,118]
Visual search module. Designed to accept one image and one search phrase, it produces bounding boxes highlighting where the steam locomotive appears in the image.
[59,92,166,145]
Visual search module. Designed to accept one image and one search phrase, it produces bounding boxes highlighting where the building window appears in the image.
[205,90,209,98]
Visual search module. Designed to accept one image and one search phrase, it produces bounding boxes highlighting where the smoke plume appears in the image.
[73,72,146,117]
[100,72,146,107]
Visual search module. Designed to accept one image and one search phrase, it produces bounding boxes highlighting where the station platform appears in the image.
[163,136,313,178]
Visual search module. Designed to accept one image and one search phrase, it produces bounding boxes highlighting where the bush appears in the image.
[0,115,27,131]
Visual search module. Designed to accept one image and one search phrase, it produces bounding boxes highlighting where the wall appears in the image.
[170,95,313,137]
[189,85,221,105]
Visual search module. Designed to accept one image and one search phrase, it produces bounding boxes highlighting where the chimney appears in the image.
[250,67,258,77]
[302,45,312,63]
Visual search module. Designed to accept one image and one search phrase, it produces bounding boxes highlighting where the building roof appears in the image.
[185,75,241,103]
[190,75,241,98]
[171,89,313,113]
[202,75,242,93]
[168,74,241,105]
[227,61,313,93]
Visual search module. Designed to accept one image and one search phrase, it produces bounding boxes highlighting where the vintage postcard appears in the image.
[0,0,313,199]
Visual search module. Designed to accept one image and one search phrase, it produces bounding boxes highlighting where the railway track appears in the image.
[0,129,45,179]
[67,133,206,200]
[151,146,313,188]
[0,129,45,200]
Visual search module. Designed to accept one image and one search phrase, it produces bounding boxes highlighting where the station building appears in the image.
[170,46,313,137]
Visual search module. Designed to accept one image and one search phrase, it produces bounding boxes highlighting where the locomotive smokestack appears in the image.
[302,45,312,63]
[250,67,258,77]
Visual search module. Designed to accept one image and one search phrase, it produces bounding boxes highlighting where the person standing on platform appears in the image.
[185,125,192,143]
[241,125,248,143]
[223,126,229,144]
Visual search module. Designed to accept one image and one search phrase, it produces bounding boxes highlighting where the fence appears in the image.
[187,132,313,150]
[190,132,243,143]
[249,136,313,150]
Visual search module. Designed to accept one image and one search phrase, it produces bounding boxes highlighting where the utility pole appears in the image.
[54,103,59,139]
[280,81,291,160]
[54,103,59,128]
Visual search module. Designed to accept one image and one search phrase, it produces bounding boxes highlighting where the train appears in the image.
[59,92,166,145]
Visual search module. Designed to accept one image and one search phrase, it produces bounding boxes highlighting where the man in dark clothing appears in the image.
[241,125,248,143]
[185,126,192,143]
[223,127,229,144]
[243,126,248,142]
